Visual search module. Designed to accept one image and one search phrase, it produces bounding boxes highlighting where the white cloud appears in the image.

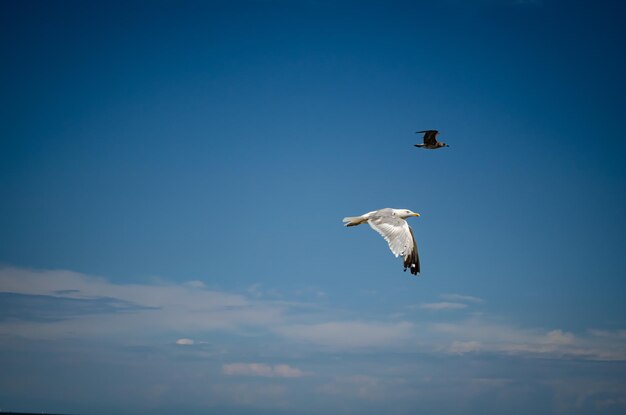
[440,294,484,304]
[222,363,304,378]
[1,266,624,361]
[275,321,414,349]
[544,329,574,345]
[273,364,304,378]
[184,280,206,289]
[0,267,286,339]
[448,341,482,354]
[420,302,467,311]
[433,319,626,361]
[589,329,626,339]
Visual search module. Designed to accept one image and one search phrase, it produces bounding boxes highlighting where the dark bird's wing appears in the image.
[416,130,439,145]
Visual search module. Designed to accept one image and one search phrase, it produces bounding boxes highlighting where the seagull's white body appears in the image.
[343,208,421,275]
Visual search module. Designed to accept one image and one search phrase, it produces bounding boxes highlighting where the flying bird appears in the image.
[415,130,449,149]
[343,208,421,275]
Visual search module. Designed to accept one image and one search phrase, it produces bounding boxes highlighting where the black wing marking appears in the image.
[403,227,420,275]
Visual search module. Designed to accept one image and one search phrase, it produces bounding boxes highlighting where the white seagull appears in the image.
[343,208,421,275]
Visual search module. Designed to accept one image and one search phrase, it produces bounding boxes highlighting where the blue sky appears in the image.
[1,0,625,414]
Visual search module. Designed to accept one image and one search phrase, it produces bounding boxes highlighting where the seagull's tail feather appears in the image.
[343,216,367,227]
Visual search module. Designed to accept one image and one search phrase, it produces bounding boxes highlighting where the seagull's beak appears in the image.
[411,213,420,217]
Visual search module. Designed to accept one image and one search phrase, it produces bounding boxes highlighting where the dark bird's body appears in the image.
[415,130,449,149]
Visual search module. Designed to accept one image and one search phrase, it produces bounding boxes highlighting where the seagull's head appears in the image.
[397,209,420,219]
[439,142,449,148]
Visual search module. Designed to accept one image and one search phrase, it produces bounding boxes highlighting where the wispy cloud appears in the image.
[222,363,304,378]
[440,294,484,304]
[0,292,154,322]
[448,340,482,353]
[433,319,626,360]
[589,329,626,339]
[420,302,468,311]
[319,375,408,401]
[545,329,574,345]
[413,293,483,312]
[0,267,624,361]
[275,321,415,349]
[0,267,287,339]
[1,266,626,415]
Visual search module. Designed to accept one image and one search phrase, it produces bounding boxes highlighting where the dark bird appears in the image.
[414,130,449,149]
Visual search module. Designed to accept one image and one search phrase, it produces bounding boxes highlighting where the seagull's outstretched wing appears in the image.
[416,130,439,146]
[368,214,420,275]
